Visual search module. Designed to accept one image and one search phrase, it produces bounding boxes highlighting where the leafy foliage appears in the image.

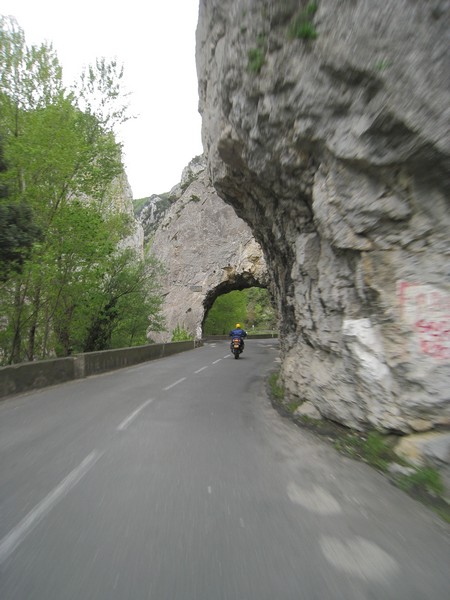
[247,48,265,73]
[247,30,268,74]
[288,2,318,40]
[0,202,41,281]
[203,288,277,335]
[204,290,247,335]
[171,325,194,342]
[396,467,445,496]
[0,17,163,364]
[334,431,397,472]
[268,372,284,400]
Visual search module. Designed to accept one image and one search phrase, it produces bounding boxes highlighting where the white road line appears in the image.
[194,366,208,374]
[208,486,212,494]
[117,399,153,431]
[212,359,222,364]
[0,450,102,565]
[223,355,230,359]
[163,377,186,391]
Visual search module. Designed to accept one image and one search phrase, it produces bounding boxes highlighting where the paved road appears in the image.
[0,340,449,599]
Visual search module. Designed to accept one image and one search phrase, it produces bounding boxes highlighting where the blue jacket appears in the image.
[229,328,247,338]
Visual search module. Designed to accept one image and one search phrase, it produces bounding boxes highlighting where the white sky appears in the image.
[1,0,204,199]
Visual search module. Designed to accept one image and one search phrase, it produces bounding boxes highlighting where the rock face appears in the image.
[196,0,450,431]
[148,157,268,342]
[137,194,174,243]
[109,171,144,255]
[136,157,208,245]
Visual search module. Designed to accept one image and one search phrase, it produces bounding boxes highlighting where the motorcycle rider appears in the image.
[229,323,247,351]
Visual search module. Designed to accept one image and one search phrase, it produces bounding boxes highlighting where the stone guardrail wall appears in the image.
[0,340,203,400]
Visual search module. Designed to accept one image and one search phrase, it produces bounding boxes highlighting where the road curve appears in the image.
[0,340,448,599]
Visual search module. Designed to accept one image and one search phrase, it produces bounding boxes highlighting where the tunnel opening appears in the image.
[202,273,277,336]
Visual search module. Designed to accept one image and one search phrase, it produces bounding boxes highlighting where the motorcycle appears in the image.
[230,336,244,359]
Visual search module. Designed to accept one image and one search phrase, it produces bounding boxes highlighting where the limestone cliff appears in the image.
[108,171,144,255]
[196,0,450,431]
[136,155,206,244]
[148,156,268,342]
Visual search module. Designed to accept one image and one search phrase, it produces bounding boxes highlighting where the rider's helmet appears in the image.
[236,323,241,328]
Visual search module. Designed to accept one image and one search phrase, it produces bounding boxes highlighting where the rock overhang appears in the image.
[196,0,450,432]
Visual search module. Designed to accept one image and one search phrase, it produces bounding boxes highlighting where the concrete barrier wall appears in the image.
[0,358,76,399]
[0,340,202,400]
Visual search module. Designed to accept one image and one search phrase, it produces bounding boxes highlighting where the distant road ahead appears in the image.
[0,340,449,599]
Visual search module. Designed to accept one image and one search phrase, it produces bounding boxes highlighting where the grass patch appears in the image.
[333,431,449,521]
[268,372,284,401]
[247,47,265,73]
[297,413,320,426]
[180,173,196,192]
[287,401,301,413]
[171,325,193,342]
[265,370,449,522]
[432,506,450,524]
[288,2,318,40]
[334,431,395,471]
[396,467,445,496]
[247,30,268,74]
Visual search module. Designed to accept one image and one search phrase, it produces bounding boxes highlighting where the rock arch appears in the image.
[149,160,269,343]
[196,0,450,431]
[201,272,268,331]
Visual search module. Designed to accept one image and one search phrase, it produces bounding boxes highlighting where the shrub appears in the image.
[268,372,284,400]
[334,431,394,471]
[171,325,193,342]
[396,467,445,496]
[248,47,265,73]
[288,2,318,40]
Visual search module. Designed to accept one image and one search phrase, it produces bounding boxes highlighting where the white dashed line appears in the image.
[212,359,222,364]
[117,399,153,431]
[223,355,230,359]
[163,377,186,391]
[0,450,102,564]
[194,366,208,374]
[208,486,212,494]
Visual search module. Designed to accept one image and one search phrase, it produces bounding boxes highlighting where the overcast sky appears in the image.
[1,0,204,199]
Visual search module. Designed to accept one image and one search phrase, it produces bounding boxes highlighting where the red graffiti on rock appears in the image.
[399,281,450,361]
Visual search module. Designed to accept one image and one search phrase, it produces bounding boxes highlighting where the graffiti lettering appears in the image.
[399,281,450,362]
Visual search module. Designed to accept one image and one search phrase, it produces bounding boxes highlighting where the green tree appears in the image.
[0,17,161,364]
[243,288,277,330]
[203,287,277,335]
[204,290,247,335]
[83,249,165,352]
[171,325,194,342]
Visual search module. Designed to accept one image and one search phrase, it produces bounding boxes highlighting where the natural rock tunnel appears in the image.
[201,273,269,331]
[149,159,269,343]
[195,0,450,432]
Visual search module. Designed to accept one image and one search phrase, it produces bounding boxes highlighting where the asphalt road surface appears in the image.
[0,340,449,599]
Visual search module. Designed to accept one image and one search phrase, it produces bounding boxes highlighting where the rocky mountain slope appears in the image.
[134,155,206,244]
[147,156,268,342]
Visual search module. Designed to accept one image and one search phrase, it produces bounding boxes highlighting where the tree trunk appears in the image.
[9,283,24,364]
[27,285,41,361]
